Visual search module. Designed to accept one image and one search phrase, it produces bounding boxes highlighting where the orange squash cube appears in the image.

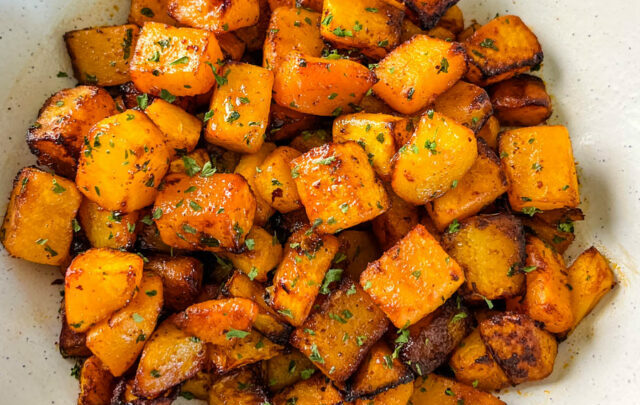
[477,115,500,149]
[145,255,203,312]
[234,142,277,225]
[168,0,260,33]
[488,74,552,127]
[129,0,178,25]
[254,146,303,213]
[78,199,140,250]
[130,22,224,97]
[434,81,493,133]
[143,98,202,159]
[410,373,506,405]
[404,0,459,30]
[78,356,116,405]
[216,32,246,60]
[223,226,284,283]
[372,185,419,250]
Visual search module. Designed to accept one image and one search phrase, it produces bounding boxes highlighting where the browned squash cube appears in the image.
[436,4,464,33]
[78,356,116,405]
[360,224,465,328]
[268,228,340,327]
[76,109,170,213]
[169,149,211,175]
[372,185,419,250]
[273,374,344,405]
[434,81,493,133]
[320,0,404,59]
[59,305,91,358]
[519,208,584,254]
[479,312,557,384]
[476,115,500,150]
[209,367,270,405]
[398,298,472,376]
[333,113,403,179]
[254,146,303,213]
[130,22,224,97]
[336,230,380,281]
[263,6,324,70]
[267,102,321,141]
[442,214,526,300]
[426,140,508,231]
[65,25,139,86]
[290,129,332,153]
[181,372,213,400]
[27,86,116,178]
[291,142,390,234]
[488,74,552,126]
[208,329,284,373]
[1,168,82,265]
[153,173,256,251]
[373,35,467,114]
[145,255,203,311]
[168,0,260,33]
[265,350,317,393]
[78,199,140,250]
[499,125,580,213]
[464,15,543,86]
[449,329,511,390]
[291,278,389,382]
[204,62,274,153]
[223,226,283,283]
[143,98,202,159]
[234,0,271,52]
[273,52,375,116]
[410,373,506,405]
[216,32,247,60]
[458,22,481,42]
[65,248,144,333]
[404,0,459,30]
[234,142,277,226]
[129,0,178,25]
[391,111,477,205]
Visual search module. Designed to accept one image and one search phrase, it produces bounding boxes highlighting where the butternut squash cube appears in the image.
[65,248,144,333]
[234,142,277,225]
[254,146,303,213]
[263,6,324,70]
[265,350,317,393]
[64,25,139,86]
[499,125,580,212]
[209,367,270,405]
[291,142,390,234]
[404,0,459,30]
[207,329,284,373]
[78,356,116,405]
[476,115,500,150]
[129,0,178,25]
[223,226,283,283]
[372,185,419,250]
[464,15,543,86]
[273,52,375,116]
[410,373,506,405]
[27,86,116,178]
[145,255,203,311]
[434,81,493,133]
[336,230,380,281]
[168,0,260,33]
[216,32,246,60]
[153,173,256,251]
[168,149,211,175]
[436,4,464,34]
[273,374,344,405]
[488,74,552,126]
[268,227,340,327]
[1,168,82,265]
[204,62,274,153]
[373,35,467,114]
[320,0,404,59]
[78,199,140,250]
[267,103,321,141]
[290,129,332,153]
[391,111,477,205]
[130,22,224,97]
[355,382,413,405]
[360,224,465,328]
[144,99,202,159]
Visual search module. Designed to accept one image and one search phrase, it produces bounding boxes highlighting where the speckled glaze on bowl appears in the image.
[0,0,639,403]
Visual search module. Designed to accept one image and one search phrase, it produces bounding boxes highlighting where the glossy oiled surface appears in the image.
[0,0,639,403]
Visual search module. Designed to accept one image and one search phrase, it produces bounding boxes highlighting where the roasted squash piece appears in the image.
[133,317,207,399]
[27,86,116,178]
[129,0,178,25]
[168,149,211,176]
[499,125,580,213]
[273,374,344,405]
[143,99,202,159]
[426,140,508,231]
[86,273,163,376]
[442,214,526,300]
[234,0,271,51]
[263,6,324,70]
[458,22,481,42]
[354,382,413,405]
[449,329,511,391]
[65,248,143,333]
[428,25,456,41]
[154,173,256,251]
[117,378,178,403]
[336,230,380,281]
[518,235,574,333]
[267,103,321,141]
[290,129,332,153]
[372,185,419,251]
[204,62,274,153]
[168,0,260,33]
[320,0,404,59]
[78,199,140,250]
[78,356,116,405]
[347,340,414,400]
[268,228,340,327]
[434,81,493,133]
[59,305,91,358]
[1,168,82,265]
[479,312,557,384]
[400,18,426,43]
[476,115,500,150]
[567,247,615,329]
[234,143,277,226]
[519,208,583,254]
[464,15,543,86]
[207,329,284,373]
[65,25,139,86]
[410,374,506,405]
[404,0,459,30]
[216,32,247,60]
[273,52,375,116]
[180,371,212,400]
[145,255,203,311]
[291,142,390,234]
[360,224,464,328]
[391,110,477,205]
[373,35,467,114]
[173,298,258,345]
[130,22,223,97]
[254,146,303,213]
[76,109,170,213]
[265,350,317,392]
[209,367,270,405]
[333,113,402,179]
[488,74,552,126]
[223,226,284,283]
[291,278,389,382]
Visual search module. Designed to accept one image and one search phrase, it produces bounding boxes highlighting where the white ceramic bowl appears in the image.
[0,0,639,403]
